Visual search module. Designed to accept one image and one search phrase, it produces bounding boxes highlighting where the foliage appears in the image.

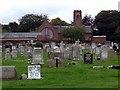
[82,14,94,26]
[109,27,120,43]
[61,26,86,41]
[9,22,19,32]
[50,17,70,26]
[2,22,19,32]
[19,14,49,32]
[94,10,120,40]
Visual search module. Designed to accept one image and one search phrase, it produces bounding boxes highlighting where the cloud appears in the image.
[0,0,119,24]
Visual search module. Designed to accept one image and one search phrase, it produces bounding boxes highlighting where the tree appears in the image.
[82,14,94,26]
[19,14,49,32]
[94,10,120,40]
[9,22,18,32]
[50,17,70,26]
[61,26,86,41]
[110,27,120,43]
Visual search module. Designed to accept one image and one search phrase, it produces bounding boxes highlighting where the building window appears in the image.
[41,28,53,39]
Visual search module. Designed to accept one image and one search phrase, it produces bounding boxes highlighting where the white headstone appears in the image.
[28,65,41,79]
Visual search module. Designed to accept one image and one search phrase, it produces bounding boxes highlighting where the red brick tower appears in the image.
[73,10,82,26]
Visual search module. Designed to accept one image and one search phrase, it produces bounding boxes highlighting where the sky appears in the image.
[0,0,119,24]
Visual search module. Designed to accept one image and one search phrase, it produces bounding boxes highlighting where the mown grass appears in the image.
[1,50,120,88]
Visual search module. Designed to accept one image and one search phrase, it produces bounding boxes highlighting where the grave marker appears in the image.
[0,66,18,80]
[28,65,41,79]
[32,47,43,64]
[84,52,93,64]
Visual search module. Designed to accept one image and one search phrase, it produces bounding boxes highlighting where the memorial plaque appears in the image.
[84,53,93,64]
[28,65,41,79]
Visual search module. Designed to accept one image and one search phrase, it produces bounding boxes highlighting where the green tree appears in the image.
[94,10,119,40]
[110,27,120,43]
[82,14,94,26]
[9,22,18,32]
[50,17,70,26]
[61,26,86,41]
[19,14,49,32]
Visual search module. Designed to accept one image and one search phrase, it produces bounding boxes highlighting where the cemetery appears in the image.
[0,40,119,88]
[0,6,120,89]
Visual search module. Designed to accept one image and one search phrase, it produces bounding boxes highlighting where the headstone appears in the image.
[101,45,109,60]
[48,52,63,60]
[11,46,18,58]
[21,73,27,80]
[0,66,17,80]
[60,41,65,52]
[81,43,85,49]
[5,52,12,60]
[95,45,101,60]
[84,52,93,64]
[91,43,96,49]
[32,47,43,64]
[20,45,25,54]
[64,47,71,60]
[72,40,82,60]
[27,46,33,58]
[28,65,41,79]
[0,46,2,59]
[48,57,64,68]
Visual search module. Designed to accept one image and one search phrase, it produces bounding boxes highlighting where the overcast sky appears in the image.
[0,0,119,24]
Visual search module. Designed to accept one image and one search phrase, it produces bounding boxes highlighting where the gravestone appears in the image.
[20,45,25,54]
[21,73,27,80]
[72,40,82,60]
[81,43,85,49]
[0,46,2,59]
[84,52,93,64]
[48,52,63,60]
[5,48,12,60]
[101,45,109,60]
[27,46,33,58]
[28,65,41,79]
[95,45,101,60]
[0,66,18,80]
[64,47,71,60]
[60,41,65,53]
[11,46,18,58]
[32,47,43,64]
[48,57,64,68]
[92,43,96,49]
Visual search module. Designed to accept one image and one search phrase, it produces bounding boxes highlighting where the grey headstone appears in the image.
[5,53,12,60]
[101,45,109,60]
[72,41,82,60]
[32,47,43,64]
[0,66,18,80]
[21,73,27,80]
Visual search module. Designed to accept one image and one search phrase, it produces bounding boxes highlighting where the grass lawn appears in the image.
[1,51,120,88]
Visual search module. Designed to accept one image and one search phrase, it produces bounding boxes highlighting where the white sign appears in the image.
[28,65,41,79]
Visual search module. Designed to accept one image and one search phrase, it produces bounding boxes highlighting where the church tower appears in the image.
[73,10,82,26]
